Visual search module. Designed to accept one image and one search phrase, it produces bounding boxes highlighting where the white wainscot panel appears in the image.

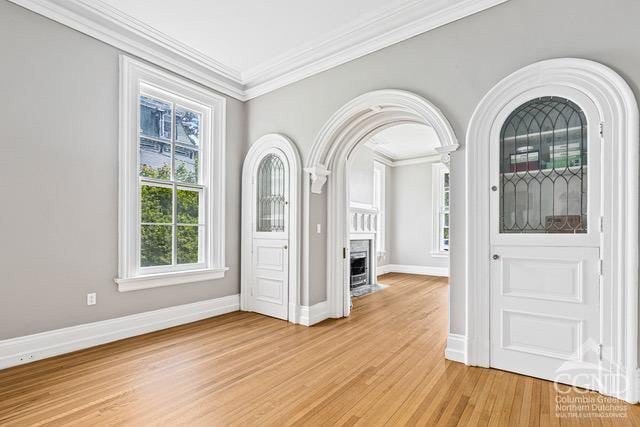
[256,277,283,304]
[502,310,582,360]
[502,257,583,303]
[256,246,285,271]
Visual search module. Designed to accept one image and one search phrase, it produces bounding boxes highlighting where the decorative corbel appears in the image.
[304,165,331,194]
[435,144,460,169]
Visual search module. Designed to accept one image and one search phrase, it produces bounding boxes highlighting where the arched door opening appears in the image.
[241,134,302,323]
[346,123,450,310]
[304,90,459,319]
[466,58,639,403]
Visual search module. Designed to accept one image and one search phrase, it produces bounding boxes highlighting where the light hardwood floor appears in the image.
[1,273,638,425]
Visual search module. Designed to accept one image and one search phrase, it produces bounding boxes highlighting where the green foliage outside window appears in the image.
[140,167,201,267]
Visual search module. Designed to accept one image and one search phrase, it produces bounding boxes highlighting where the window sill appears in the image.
[431,252,450,258]
[115,267,229,292]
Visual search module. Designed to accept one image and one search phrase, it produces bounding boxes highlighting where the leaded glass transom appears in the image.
[500,97,587,233]
[256,154,286,232]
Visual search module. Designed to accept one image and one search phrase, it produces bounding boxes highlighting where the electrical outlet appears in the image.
[18,354,34,363]
[87,292,96,306]
[316,223,322,234]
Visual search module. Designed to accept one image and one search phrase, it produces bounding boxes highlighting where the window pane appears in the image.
[177,188,201,224]
[175,146,198,184]
[140,96,172,140]
[175,107,201,147]
[141,225,172,267]
[256,154,286,232]
[177,225,200,264]
[141,184,173,223]
[500,97,587,233]
[140,138,171,180]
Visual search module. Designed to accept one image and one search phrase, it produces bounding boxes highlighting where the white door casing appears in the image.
[304,90,460,319]
[466,58,639,403]
[241,134,301,323]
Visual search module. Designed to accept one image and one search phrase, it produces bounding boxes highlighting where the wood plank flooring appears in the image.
[1,273,638,425]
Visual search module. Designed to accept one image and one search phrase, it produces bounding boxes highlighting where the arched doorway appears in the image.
[241,134,302,322]
[304,90,460,318]
[466,58,639,403]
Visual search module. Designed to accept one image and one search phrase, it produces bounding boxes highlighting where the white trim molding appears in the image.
[8,0,244,99]
[241,134,302,324]
[0,294,240,370]
[305,89,459,320]
[116,268,229,292]
[378,264,449,277]
[8,0,510,100]
[240,0,511,99]
[444,333,467,364]
[305,165,331,195]
[366,149,442,168]
[298,301,330,326]
[115,55,227,291]
[465,58,639,403]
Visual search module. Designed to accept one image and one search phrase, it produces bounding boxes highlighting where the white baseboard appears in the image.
[444,333,467,363]
[377,264,449,277]
[298,301,330,326]
[0,294,240,370]
[377,264,392,276]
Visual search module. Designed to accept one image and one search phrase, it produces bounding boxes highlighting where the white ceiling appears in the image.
[102,0,415,73]
[10,0,508,99]
[366,123,440,160]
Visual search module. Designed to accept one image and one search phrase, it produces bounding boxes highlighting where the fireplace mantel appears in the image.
[350,205,378,235]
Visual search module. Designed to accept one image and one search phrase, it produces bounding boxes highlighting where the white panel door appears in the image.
[489,89,602,390]
[490,246,600,389]
[248,150,289,320]
[251,239,288,319]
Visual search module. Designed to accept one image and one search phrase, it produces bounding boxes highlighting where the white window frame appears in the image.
[115,56,227,292]
[372,161,386,254]
[431,162,449,257]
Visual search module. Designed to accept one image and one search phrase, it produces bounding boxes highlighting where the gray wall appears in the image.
[348,145,375,205]
[390,162,448,269]
[246,0,640,334]
[0,1,245,340]
[3,0,640,340]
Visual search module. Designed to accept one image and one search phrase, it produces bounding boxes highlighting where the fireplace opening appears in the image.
[350,240,371,289]
[350,252,368,287]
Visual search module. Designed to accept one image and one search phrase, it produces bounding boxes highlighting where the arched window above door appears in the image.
[256,153,286,232]
[499,96,587,234]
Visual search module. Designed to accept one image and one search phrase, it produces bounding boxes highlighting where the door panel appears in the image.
[500,254,584,303]
[491,246,600,388]
[251,237,288,320]
[489,90,601,391]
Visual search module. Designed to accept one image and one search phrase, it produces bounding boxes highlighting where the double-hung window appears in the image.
[116,57,227,291]
[432,163,450,256]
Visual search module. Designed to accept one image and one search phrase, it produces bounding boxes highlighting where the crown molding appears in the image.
[370,150,441,167]
[241,0,510,99]
[8,0,246,100]
[10,0,510,101]
[365,138,441,166]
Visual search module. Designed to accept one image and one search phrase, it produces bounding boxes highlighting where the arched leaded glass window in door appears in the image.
[500,97,587,233]
[256,154,286,232]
